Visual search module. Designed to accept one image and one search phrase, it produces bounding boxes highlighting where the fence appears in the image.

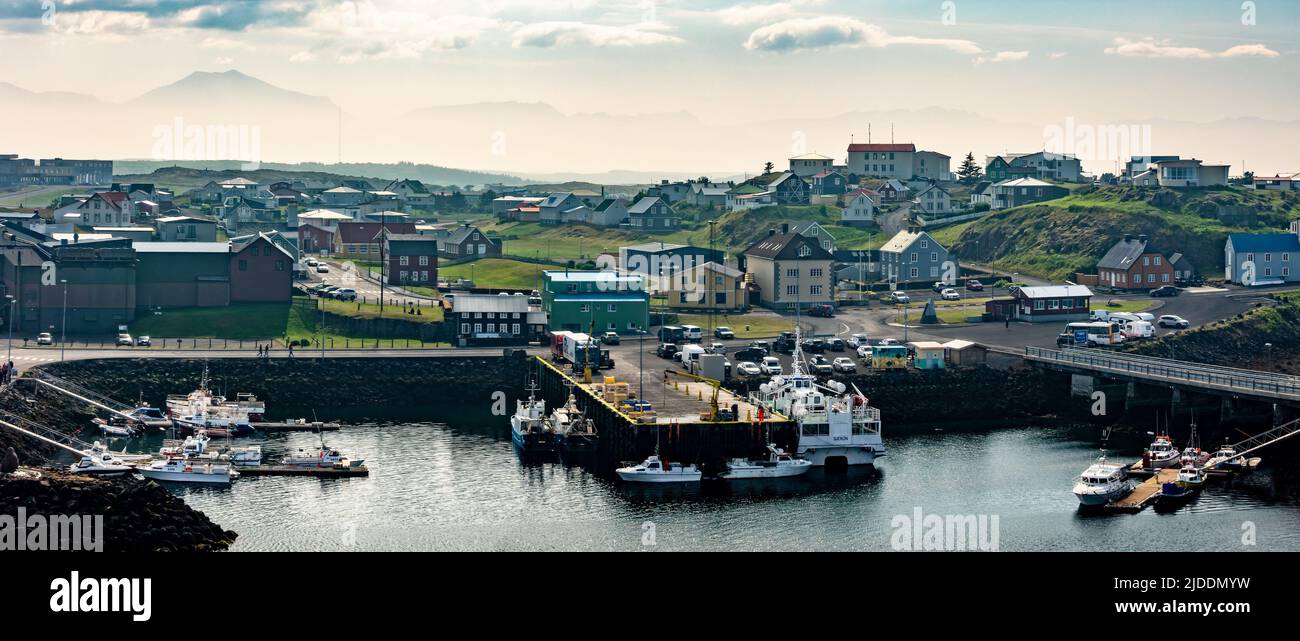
[1025,346,1300,400]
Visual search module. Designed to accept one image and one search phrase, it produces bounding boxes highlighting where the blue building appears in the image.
[1224,233,1300,286]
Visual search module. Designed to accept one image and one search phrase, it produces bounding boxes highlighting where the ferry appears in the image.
[750,329,884,467]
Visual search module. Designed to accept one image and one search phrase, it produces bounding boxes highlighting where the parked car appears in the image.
[879,338,900,346]
[749,340,771,353]
[708,342,725,352]
[966,280,984,292]
[306,258,318,267]
[1056,331,1075,347]
[656,343,679,359]
[827,338,845,352]
[316,264,330,273]
[1150,286,1182,297]
[832,357,857,374]
[1090,310,1111,321]
[856,345,873,359]
[135,336,152,347]
[36,332,54,345]
[890,291,911,304]
[714,326,735,340]
[847,334,868,348]
[932,282,946,293]
[809,355,834,376]
[1158,315,1190,329]
[601,331,621,345]
[737,361,763,377]
[116,333,133,346]
[681,325,703,342]
[801,338,826,353]
[808,304,834,318]
[941,288,960,301]
[760,357,783,376]
[334,288,358,302]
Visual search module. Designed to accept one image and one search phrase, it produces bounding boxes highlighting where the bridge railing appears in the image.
[1024,346,1300,400]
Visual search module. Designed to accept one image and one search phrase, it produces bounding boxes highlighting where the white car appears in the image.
[306,258,318,267]
[1158,314,1189,329]
[832,357,857,373]
[847,333,868,348]
[879,338,901,346]
[737,362,763,377]
[760,357,783,376]
[116,333,133,346]
[36,332,54,345]
[940,288,960,301]
[856,345,872,359]
[316,264,330,273]
[890,291,911,304]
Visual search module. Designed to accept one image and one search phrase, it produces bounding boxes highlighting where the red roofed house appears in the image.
[76,192,134,227]
[333,221,417,258]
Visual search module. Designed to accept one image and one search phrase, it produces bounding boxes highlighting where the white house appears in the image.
[789,153,835,178]
[841,189,879,226]
[1151,159,1230,188]
[913,184,956,215]
[1254,173,1299,191]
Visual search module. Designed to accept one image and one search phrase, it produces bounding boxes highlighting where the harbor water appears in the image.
[101,414,1300,552]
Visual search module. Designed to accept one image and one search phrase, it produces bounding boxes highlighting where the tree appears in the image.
[763,161,775,175]
[696,176,711,184]
[957,152,983,184]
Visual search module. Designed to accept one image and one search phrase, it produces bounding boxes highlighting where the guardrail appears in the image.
[19,337,451,351]
[1024,346,1300,400]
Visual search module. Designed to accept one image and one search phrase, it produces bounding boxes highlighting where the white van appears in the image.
[677,343,706,367]
[1121,320,1154,339]
[681,325,703,342]
[1090,310,1111,322]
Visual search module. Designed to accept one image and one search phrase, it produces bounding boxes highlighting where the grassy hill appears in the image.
[112,160,523,188]
[113,166,397,194]
[948,186,1299,281]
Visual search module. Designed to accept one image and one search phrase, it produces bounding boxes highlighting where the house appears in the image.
[741,229,834,310]
[646,180,694,204]
[1096,234,1174,291]
[879,228,950,286]
[447,294,538,346]
[384,179,438,210]
[297,223,335,255]
[619,242,724,292]
[876,179,911,202]
[688,184,729,209]
[1168,252,1197,283]
[746,172,809,205]
[726,184,776,211]
[847,143,914,179]
[810,170,849,196]
[913,151,951,181]
[1151,159,1230,188]
[589,198,629,227]
[320,186,367,207]
[541,270,648,334]
[626,197,680,231]
[913,184,956,215]
[2,236,138,334]
[991,151,1082,182]
[228,233,295,303]
[1252,174,1299,191]
[1130,170,1159,187]
[1124,155,1183,178]
[969,181,993,208]
[841,189,880,227]
[492,196,545,219]
[789,153,835,178]
[1224,233,1300,286]
[334,221,417,257]
[385,234,439,286]
[73,192,133,227]
[438,223,501,260]
[661,261,746,311]
[985,285,1093,322]
[986,178,1069,210]
[538,192,586,226]
[787,220,836,254]
[984,156,1039,183]
[155,215,218,242]
[943,340,989,366]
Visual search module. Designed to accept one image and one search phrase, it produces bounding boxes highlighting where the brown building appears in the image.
[298,223,335,254]
[334,221,417,258]
[230,233,295,303]
[1097,234,1175,290]
[384,234,439,286]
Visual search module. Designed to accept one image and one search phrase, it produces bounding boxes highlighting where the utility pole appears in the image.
[378,211,386,316]
[59,280,68,362]
[5,295,14,367]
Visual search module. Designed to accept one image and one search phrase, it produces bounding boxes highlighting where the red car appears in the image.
[808,304,834,318]
[966,280,985,292]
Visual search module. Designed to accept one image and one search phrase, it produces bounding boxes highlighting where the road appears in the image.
[7,344,534,372]
[307,259,436,307]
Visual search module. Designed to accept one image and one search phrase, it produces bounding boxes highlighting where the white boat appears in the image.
[127,406,172,430]
[1176,463,1206,489]
[87,441,153,465]
[68,454,134,478]
[159,433,211,458]
[1072,451,1133,506]
[750,328,884,467]
[719,444,812,480]
[549,392,597,451]
[165,364,265,425]
[1143,434,1180,469]
[511,379,554,452]
[281,446,362,468]
[225,446,263,465]
[137,457,236,485]
[93,417,140,438]
[616,455,702,483]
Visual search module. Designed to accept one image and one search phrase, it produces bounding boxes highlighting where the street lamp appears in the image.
[59,279,68,362]
[1266,342,1273,371]
[5,295,15,367]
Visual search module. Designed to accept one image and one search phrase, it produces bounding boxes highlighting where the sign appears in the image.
[1073,329,1088,346]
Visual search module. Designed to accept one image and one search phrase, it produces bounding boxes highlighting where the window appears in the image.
[486,323,495,333]
[607,304,618,312]
[238,260,247,271]
[786,268,798,277]
[929,266,939,277]
[513,323,521,334]
[1285,267,1291,277]
[798,246,811,257]
[920,240,928,249]
[1265,253,1272,262]
[275,260,285,271]
[1247,253,1255,262]
[1265,267,1273,277]
[930,252,938,262]
[810,285,822,296]
[1162,274,1170,283]
[786,285,798,296]
[473,323,482,333]
[1154,256,1162,266]
[579,304,591,313]
[400,256,409,266]
[1147,274,1156,283]
[460,323,470,334]
[1285,254,1291,262]
[909,267,919,278]
[1034,300,1045,310]
[1048,299,1060,310]
[715,292,727,305]
[910,253,918,263]
[400,270,408,281]
[1142,256,1149,266]
[810,268,823,278]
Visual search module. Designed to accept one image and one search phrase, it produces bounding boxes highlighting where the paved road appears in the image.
[7,345,538,372]
[306,259,436,307]
[880,202,912,237]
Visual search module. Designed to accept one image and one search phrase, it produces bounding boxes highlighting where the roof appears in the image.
[156,215,217,224]
[995,177,1056,188]
[1016,285,1094,299]
[540,192,574,207]
[787,220,832,238]
[622,241,688,253]
[942,339,983,350]
[594,198,626,212]
[848,143,915,153]
[1228,233,1300,253]
[324,186,362,193]
[1097,236,1156,270]
[743,232,834,261]
[551,295,648,303]
[444,224,493,245]
[219,177,258,186]
[231,232,297,260]
[908,341,946,350]
[790,153,833,161]
[298,209,353,220]
[880,229,934,253]
[336,221,417,244]
[451,294,529,314]
[133,242,231,254]
[628,197,668,215]
[545,270,645,285]
[689,261,742,279]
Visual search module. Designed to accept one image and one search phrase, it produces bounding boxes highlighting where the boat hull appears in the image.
[512,429,556,452]
[138,469,232,485]
[797,445,880,467]
[616,469,702,483]
[1074,485,1131,506]
[720,463,812,479]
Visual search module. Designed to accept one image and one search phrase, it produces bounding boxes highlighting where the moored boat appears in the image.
[511,380,555,452]
[138,456,236,485]
[1072,450,1132,506]
[68,454,134,478]
[1176,463,1206,489]
[281,446,362,468]
[548,393,597,452]
[1142,434,1180,469]
[616,455,702,483]
[719,444,812,480]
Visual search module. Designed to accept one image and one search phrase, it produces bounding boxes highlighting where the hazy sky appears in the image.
[1,0,1295,124]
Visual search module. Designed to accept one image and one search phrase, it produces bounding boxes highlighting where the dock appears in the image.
[1106,468,1178,512]
[235,464,368,477]
[252,421,340,432]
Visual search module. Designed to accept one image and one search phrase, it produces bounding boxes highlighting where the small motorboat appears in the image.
[616,455,701,483]
[225,446,263,466]
[93,417,140,438]
[1156,481,1195,507]
[87,441,153,465]
[128,406,172,430]
[1142,434,1180,469]
[137,456,237,485]
[1177,463,1207,490]
[1072,450,1133,506]
[281,446,362,469]
[68,454,134,478]
[719,444,812,480]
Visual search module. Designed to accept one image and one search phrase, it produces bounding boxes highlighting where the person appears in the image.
[1004,316,1010,330]
[288,344,294,358]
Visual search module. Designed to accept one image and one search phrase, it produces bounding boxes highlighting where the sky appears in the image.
[0,0,1297,175]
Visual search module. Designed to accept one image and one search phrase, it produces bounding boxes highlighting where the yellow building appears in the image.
[663,262,747,311]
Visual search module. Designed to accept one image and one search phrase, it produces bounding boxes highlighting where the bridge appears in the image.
[1024,346,1300,405]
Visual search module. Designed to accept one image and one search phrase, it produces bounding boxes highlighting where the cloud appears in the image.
[200,36,248,50]
[289,50,318,63]
[1048,51,1068,59]
[214,56,234,65]
[1104,37,1280,59]
[743,16,981,55]
[988,50,1029,63]
[512,21,682,48]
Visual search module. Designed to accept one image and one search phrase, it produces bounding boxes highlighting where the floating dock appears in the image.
[235,464,368,477]
[252,421,341,432]
[1106,468,1178,512]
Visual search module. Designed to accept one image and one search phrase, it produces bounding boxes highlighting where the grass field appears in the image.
[439,258,548,290]
[130,297,442,341]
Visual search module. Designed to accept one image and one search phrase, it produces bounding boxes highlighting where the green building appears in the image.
[542,270,648,334]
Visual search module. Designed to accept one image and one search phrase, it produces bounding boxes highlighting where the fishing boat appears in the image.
[68,454,134,478]
[719,444,812,480]
[549,392,597,452]
[281,435,363,468]
[750,327,884,467]
[1072,450,1133,506]
[137,456,237,485]
[510,379,555,452]
[165,363,265,426]
[1142,433,1180,469]
[127,406,172,430]
[1176,463,1207,489]
[170,414,255,437]
[1156,481,1195,507]
[616,455,702,483]
[1180,418,1210,466]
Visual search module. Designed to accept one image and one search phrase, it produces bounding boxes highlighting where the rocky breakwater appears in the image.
[1,471,237,552]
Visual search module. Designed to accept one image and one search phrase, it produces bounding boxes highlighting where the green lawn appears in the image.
[318,298,442,323]
[129,297,443,342]
[1094,298,1157,314]
[439,258,548,290]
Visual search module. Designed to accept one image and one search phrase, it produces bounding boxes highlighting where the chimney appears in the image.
[781,223,789,234]
[1123,233,1133,242]
[1138,234,1149,243]
[768,229,776,236]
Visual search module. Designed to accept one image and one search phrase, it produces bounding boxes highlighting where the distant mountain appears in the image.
[130,70,337,111]
[112,160,524,189]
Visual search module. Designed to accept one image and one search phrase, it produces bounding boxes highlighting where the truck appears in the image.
[550,331,614,372]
